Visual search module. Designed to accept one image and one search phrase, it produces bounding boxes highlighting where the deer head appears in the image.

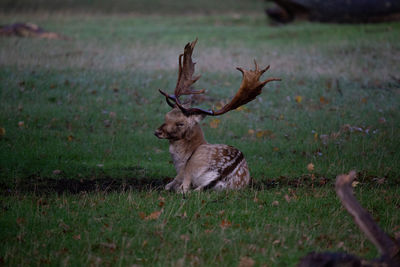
[154,107,204,141]
[154,38,281,141]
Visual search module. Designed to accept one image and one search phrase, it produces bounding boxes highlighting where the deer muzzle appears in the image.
[154,124,167,139]
[154,129,163,138]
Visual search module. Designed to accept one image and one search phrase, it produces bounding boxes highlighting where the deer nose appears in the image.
[154,129,162,138]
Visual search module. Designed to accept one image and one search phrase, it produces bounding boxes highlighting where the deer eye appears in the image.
[176,122,185,127]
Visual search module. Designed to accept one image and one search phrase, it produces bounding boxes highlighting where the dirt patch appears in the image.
[0,173,394,195]
[0,175,330,195]
[250,175,332,190]
[0,176,172,195]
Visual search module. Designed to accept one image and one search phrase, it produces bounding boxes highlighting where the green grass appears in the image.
[0,10,400,266]
[1,187,399,266]
[1,14,399,182]
[0,0,267,14]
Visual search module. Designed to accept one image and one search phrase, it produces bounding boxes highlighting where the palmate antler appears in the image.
[159,39,281,116]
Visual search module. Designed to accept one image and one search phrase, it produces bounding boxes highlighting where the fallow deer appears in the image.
[298,171,400,267]
[154,39,280,193]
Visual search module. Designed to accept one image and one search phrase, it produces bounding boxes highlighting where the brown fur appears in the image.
[155,108,250,193]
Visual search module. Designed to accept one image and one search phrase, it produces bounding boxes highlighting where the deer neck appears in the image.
[169,124,207,173]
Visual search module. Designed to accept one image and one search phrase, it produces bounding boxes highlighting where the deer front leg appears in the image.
[165,179,179,191]
[173,166,193,194]
[177,174,191,194]
[165,172,184,191]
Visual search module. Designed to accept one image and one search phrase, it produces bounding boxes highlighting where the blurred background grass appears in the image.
[0,0,399,184]
[0,0,267,14]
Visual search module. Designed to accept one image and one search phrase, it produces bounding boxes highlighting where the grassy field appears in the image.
[1,188,399,266]
[1,7,400,267]
[0,0,266,14]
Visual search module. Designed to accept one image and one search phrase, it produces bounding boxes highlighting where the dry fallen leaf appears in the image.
[58,221,71,233]
[320,96,330,104]
[307,163,315,172]
[220,219,232,229]
[145,210,162,220]
[331,132,340,140]
[157,196,166,206]
[236,106,249,112]
[209,118,221,129]
[352,181,360,188]
[0,127,5,137]
[295,95,302,103]
[256,130,273,139]
[238,257,255,267]
[376,178,385,184]
[215,101,225,110]
[272,239,281,245]
[175,258,185,267]
[179,211,187,219]
[378,117,386,124]
[272,200,279,206]
[154,148,163,154]
[337,241,344,249]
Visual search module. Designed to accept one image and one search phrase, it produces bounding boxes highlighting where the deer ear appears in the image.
[192,114,206,123]
[191,114,206,124]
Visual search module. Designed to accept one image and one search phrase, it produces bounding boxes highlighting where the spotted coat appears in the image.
[155,108,251,193]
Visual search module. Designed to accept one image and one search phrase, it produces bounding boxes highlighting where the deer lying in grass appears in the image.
[154,39,280,193]
[298,171,400,267]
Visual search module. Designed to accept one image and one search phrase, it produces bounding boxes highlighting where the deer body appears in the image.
[155,108,250,192]
[155,39,280,193]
